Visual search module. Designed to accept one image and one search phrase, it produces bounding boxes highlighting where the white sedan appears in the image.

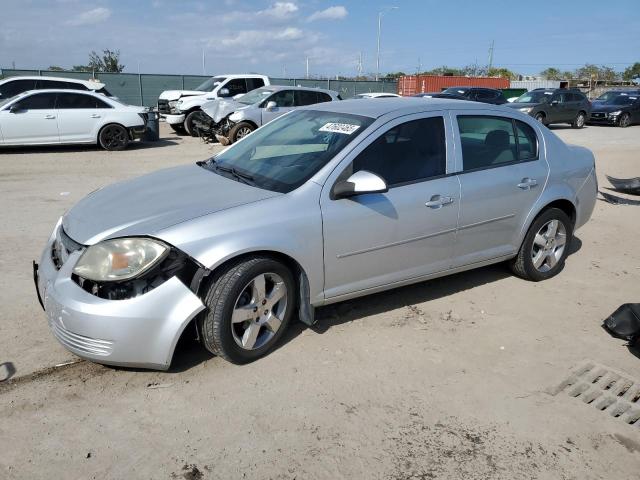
[0,89,148,150]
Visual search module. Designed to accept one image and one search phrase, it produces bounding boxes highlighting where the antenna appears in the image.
[306,57,310,79]
[202,49,206,75]
[357,52,364,77]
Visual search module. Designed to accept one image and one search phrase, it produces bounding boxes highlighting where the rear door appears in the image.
[0,92,59,144]
[451,112,548,266]
[56,92,110,142]
[261,90,295,124]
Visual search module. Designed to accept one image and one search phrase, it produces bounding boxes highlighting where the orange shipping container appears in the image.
[397,75,509,96]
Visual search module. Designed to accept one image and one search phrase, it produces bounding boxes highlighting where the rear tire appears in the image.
[572,111,586,129]
[98,124,129,151]
[618,113,631,128]
[229,122,256,143]
[509,208,573,282]
[199,256,295,364]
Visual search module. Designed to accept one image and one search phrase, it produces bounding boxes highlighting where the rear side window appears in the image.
[36,80,87,90]
[475,90,497,101]
[246,78,265,91]
[296,90,319,106]
[458,116,538,170]
[348,116,446,187]
[14,92,57,110]
[318,92,333,103]
[0,79,37,98]
[57,93,106,109]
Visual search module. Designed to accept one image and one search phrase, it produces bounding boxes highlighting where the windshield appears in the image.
[195,76,227,92]
[237,87,275,105]
[607,95,637,105]
[199,110,374,193]
[514,91,553,103]
[596,91,622,102]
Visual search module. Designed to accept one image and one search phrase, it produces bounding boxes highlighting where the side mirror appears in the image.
[265,101,277,111]
[218,88,231,98]
[9,104,20,113]
[333,170,388,199]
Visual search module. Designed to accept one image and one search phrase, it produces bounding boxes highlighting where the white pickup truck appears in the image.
[157,74,270,135]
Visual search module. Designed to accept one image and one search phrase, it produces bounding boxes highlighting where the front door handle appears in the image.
[425,195,454,209]
[45,114,56,119]
[90,114,101,118]
[517,178,538,190]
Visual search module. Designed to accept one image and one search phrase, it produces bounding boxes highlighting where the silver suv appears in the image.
[201,86,340,144]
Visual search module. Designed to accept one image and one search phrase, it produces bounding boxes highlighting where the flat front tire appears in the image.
[98,124,129,151]
[199,256,295,364]
[509,208,574,281]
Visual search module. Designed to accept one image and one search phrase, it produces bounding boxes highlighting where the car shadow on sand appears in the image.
[0,138,179,155]
[167,236,582,372]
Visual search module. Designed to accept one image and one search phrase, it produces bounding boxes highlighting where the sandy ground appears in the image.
[1,122,640,479]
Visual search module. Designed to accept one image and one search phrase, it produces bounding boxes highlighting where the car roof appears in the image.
[262,85,338,95]
[216,74,268,79]
[0,75,105,88]
[307,97,489,118]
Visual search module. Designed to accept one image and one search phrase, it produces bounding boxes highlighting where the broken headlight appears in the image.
[73,238,169,282]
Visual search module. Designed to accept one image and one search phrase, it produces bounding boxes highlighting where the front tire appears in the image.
[184,110,207,137]
[572,111,586,129]
[229,122,256,143]
[98,124,129,151]
[509,208,573,282]
[534,112,546,125]
[170,123,186,134]
[618,113,631,128]
[199,256,296,364]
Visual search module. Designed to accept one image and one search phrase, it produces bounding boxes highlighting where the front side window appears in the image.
[14,92,57,110]
[269,90,295,107]
[196,76,226,92]
[0,79,37,98]
[345,117,446,187]
[458,116,538,171]
[200,110,373,193]
[514,91,552,104]
[225,79,248,96]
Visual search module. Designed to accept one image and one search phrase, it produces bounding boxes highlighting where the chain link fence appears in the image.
[0,69,398,106]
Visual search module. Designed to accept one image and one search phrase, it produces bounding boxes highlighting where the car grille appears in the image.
[50,320,113,357]
[157,99,171,114]
[591,112,607,119]
[51,227,84,270]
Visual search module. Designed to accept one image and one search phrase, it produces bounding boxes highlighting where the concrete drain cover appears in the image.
[549,362,640,428]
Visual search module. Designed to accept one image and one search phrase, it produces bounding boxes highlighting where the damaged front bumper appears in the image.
[165,114,186,126]
[35,222,206,370]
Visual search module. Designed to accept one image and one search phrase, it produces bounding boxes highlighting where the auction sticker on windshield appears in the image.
[319,123,360,135]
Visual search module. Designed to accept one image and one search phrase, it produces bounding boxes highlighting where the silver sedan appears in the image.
[35,99,597,369]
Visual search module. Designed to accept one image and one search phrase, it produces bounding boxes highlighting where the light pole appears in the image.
[376,6,399,81]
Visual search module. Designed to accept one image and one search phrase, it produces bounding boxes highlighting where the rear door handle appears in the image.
[425,195,454,209]
[45,114,56,119]
[90,114,101,118]
[517,178,538,190]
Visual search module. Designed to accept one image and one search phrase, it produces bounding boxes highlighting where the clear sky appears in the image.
[1,0,638,78]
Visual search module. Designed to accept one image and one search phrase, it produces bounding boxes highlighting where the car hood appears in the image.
[158,90,206,101]
[591,104,632,113]
[504,102,538,109]
[62,164,280,245]
[201,98,247,123]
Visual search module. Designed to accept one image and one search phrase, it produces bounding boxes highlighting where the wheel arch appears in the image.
[519,196,577,244]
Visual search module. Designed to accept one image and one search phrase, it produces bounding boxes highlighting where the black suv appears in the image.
[440,87,508,105]
[506,88,591,128]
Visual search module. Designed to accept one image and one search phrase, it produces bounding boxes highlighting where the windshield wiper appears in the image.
[211,162,256,186]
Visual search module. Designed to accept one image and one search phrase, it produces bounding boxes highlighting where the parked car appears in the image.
[354,92,401,98]
[592,89,640,106]
[200,85,340,144]
[158,74,270,135]
[506,88,591,128]
[589,93,640,127]
[440,87,508,105]
[0,89,147,150]
[0,75,112,99]
[413,92,466,100]
[35,98,597,369]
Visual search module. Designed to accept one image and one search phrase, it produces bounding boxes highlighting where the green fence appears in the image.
[0,69,398,106]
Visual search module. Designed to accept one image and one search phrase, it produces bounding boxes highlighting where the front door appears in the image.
[261,90,296,124]
[451,113,549,266]
[0,92,59,144]
[321,113,460,299]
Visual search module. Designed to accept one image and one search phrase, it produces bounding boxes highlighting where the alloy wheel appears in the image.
[102,126,127,149]
[236,126,252,139]
[231,273,288,350]
[531,219,567,273]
